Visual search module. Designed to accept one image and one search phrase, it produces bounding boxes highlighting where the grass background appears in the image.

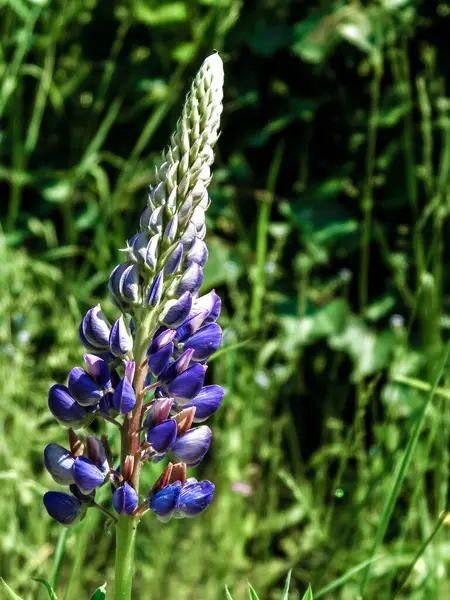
[1,0,450,598]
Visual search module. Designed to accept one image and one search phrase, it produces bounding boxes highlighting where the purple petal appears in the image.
[176,480,215,517]
[112,482,138,515]
[83,354,111,389]
[191,290,221,324]
[72,456,106,494]
[143,398,174,430]
[161,292,192,328]
[68,367,103,406]
[149,329,176,354]
[161,349,194,382]
[168,364,206,404]
[186,238,208,267]
[44,444,75,485]
[182,385,224,422]
[147,419,177,453]
[149,481,182,522]
[80,304,111,351]
[112,377,136,416]
[170,425,212,466]
[109,315,133,358]
[182,323,222,361]
[164,243,183,275]
[43,491,84,526]
[122,264,139,302]
[147,271,164,307]
[176,263,203,297]
[48,384,92,427]
[148,343,174,377]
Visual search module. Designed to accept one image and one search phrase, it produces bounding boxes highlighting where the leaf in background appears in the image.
[134,1,187,26]
[292,9,341,64]
[89,583,107,600]
[281,570,292,600]
[41,180,72,203]
[301,585,313,600]
[280,299,349,347]
[32,578,57,600]
[248,583,261,600]
[0,580,25,600]
[364,295,396,321]
[329,316,395,381]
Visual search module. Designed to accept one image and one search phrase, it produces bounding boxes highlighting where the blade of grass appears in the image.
[315,556,384,598]
[50,528,69,590]
[281,570,292,600]
[250,140,285,331]
[359,342,450,595]
[392,510,448,598]
[225,586,234,600]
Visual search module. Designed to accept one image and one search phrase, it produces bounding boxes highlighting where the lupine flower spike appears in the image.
[42,53,225,599]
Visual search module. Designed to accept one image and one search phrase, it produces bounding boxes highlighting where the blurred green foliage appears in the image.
[1,0,450,598]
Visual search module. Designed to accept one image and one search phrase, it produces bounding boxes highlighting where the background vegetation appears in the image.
[1,0,450,598]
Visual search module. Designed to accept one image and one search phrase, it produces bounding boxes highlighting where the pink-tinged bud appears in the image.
[152,462,174,494]
[123,455,135,481]
[169,462,187,486]
[143,398,174,430]
[124,360,135,384]
[173,407,196,435]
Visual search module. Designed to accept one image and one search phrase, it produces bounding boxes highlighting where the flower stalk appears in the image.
[42,53,225,599]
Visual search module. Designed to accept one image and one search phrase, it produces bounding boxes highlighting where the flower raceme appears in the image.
[43,53,224,530]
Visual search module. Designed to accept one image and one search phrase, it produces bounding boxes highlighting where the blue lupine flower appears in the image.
[176,478,214,518]
[109,315,133,358]
[112,375,136,416]
[182,385,224,422]
[79,304,111,352]
[112,483,138,515]
[48,384,94,428]
[147,419,177,453]
[169,425,212,466]
[43,54,225,530]
[167,363,207,404]
[73,456,106,495]
[43,491,85,526]
[44,444,75,485]
[68,367,104,406]
[149,481,182,522]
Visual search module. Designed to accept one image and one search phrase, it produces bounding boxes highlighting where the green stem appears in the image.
[114,516,138,600]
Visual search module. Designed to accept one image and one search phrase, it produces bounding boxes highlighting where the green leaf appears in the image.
[281,570,292,599]
[225,585,234,600]
[0,579,25,600]
[134,1,187,26]
[41,180,72,203]
[89,583,107,599]
[32,578,57,600]
[301,586,313,600]
[248,584,261,600]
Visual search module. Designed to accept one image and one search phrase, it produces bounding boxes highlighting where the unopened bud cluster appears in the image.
[43,54,224,527]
